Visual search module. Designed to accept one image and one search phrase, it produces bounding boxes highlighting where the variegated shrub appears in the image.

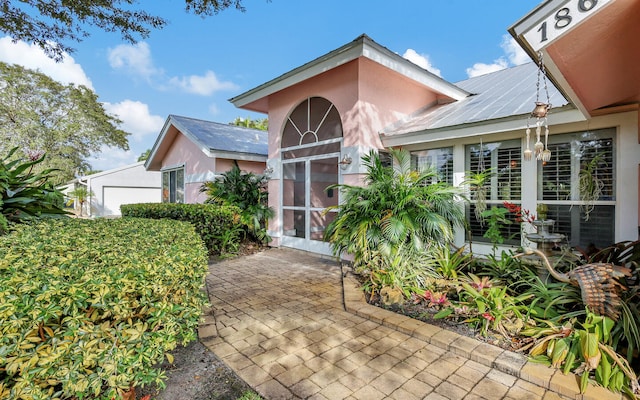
[0,217,208,399]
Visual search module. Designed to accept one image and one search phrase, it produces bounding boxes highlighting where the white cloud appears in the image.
[108,42,237,96]
[0,36,93,89]
[108,42,160,80]
[103,100,165,142]
[466,58,509,78]
[168,70,238,96]
[402,49,442,77]
[465,34,533,78]
[501,35,530,66]
[89,99,165,170]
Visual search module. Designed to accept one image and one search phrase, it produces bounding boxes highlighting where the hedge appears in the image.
[0,217,208,399]
[120,203,242,256]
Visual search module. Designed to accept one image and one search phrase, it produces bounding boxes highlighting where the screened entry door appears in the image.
[281,154,339,255]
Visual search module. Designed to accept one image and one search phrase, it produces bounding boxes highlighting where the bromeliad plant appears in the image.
[432,245,473,280]
[457,278,533,338]
[0,147,67,232]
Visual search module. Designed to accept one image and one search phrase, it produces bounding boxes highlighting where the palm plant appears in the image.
[324,148,467,271]
[68,185,93,216]
[200,164,274,243]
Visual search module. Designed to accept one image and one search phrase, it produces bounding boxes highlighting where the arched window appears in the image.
[282,97,342,148]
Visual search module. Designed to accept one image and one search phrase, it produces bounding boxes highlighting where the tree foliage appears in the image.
[230,116,268,131]
[137,148,151,162]
[0,0,247,61]
[0,62,129,183]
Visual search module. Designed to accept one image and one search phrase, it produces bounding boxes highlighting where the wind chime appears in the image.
[524,51,552,162]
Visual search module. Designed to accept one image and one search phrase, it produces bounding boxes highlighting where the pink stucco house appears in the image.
[145,114,267,204]
[228,20,639,256]
[148,1,639,257]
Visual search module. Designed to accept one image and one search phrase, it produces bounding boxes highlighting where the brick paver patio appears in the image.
[199,248,623,400]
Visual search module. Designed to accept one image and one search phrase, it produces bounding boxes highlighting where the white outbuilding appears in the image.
[62,161,161,217]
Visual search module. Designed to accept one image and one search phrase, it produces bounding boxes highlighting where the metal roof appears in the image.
[169,115,268,156]
[381,62,570,136]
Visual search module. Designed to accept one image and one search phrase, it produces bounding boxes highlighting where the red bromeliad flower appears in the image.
[413,290,449,307]
[482,312,495,321]
[503,201,535,224]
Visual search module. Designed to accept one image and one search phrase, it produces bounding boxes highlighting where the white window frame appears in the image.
[537,128,616,248]
[161,166,185,204]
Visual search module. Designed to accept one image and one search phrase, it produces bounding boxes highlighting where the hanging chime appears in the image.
[524,51,552,162]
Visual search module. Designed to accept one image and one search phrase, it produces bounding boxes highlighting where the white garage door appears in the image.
[103,187,161,216]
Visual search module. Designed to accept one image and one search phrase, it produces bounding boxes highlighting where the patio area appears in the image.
[198,248,621,400]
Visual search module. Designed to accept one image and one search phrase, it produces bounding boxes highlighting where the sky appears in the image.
[2,0,542,171]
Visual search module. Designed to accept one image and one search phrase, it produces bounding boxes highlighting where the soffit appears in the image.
[510,0,640,117]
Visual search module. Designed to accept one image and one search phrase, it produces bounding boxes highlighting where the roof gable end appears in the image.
[145,115,268,170]
[230,34,471,112]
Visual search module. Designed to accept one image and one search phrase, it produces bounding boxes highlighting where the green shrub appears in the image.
[121,203,242,256]
[0,217,208,399]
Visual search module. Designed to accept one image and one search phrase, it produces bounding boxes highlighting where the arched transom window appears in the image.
[282,97,342,148]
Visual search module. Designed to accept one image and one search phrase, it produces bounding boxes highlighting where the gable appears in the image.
[146,115,267,171]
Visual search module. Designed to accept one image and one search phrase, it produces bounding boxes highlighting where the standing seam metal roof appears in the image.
[169,115,268,156]
[382,62,570,136]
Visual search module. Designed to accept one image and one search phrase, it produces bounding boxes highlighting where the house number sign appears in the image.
[523,0,612,52]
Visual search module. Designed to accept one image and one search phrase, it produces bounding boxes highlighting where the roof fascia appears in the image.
[208,150,267,162]
[145,115,175,170]
[508,0,603,118]
[146,115,213,171]
[230,36,470,108]
[81,161,147,179]
[381,105,583,147]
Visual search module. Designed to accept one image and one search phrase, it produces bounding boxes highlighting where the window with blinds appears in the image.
[411,147,453,184]
[538,129,615,248]
[465,140,522,244]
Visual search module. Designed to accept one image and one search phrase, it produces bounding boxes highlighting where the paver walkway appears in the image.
[198,248,619,400]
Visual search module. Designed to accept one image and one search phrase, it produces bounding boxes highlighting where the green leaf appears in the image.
[433,308,453,319]
[580,370,589,393]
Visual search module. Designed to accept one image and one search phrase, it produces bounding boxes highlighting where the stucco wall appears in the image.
[264,58,445,245]
[160,131,266,204]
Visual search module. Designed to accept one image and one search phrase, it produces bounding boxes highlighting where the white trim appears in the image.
[281,137,343,153]
[230,35,470,110]
[381,107,584,147]
[79,161,147,179]
[160,163,185,172]
[205,150,267,162]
